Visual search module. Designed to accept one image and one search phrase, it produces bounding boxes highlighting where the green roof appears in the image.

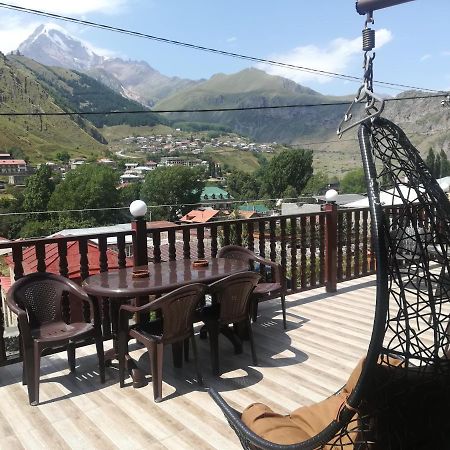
[201,186,233,200]
[239,204,269,213]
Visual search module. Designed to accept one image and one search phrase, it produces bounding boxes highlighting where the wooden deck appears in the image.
[0,276,377,449]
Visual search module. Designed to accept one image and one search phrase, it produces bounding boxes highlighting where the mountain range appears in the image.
[18,24,201,107]
[10,23,450,171]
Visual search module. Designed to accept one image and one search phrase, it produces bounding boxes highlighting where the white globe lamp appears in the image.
[325,189,339,203]
[129,200,148,218]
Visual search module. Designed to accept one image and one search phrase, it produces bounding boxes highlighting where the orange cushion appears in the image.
[242,356,405,446]
[242,392,349,446]
[241,357,368,446]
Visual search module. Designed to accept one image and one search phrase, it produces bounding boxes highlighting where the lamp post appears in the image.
[324,189,338,293]
[130,200,148,268]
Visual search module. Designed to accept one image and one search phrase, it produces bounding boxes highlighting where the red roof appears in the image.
[5,240,133,279]
[146,220,177,229]
[179,209,221,224]
[0,276,11,294]
[0,159,26,165]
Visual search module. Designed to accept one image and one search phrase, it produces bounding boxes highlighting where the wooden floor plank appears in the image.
[0,276,378,449]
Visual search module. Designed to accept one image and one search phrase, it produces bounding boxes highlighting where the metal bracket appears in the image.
[337,85,385,137]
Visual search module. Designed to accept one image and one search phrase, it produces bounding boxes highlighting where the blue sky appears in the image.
[0,0,448,96]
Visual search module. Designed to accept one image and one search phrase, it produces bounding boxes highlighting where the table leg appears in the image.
[93,295,147,387]
[125,354,146,388]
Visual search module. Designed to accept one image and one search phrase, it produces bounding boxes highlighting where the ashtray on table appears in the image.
[132,269,149,279]
[192,259,209,268]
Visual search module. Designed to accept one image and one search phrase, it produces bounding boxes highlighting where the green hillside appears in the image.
[8,55,165,129]
[155,68,351,143]
[203,145,263,173]
[0,53,106,162]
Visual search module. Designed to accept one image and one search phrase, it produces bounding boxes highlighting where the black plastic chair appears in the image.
[7,272,105,406]
[218,245,287,329]
[208,118,450,449]
[118,283,207,402]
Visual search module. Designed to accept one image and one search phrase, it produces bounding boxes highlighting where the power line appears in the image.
[0,93,446,117]
[0,198,283,218]
[0,2,440,94]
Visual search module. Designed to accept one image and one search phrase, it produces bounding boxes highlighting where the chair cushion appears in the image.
[242,356,405,445]
[31,321,93,342]
[242,393,350,446]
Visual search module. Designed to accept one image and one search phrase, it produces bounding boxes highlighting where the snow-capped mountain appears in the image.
[16,24,201,106]
[18,23,105,71]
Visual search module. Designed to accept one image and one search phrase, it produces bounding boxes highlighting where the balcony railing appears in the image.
[0,205,376,365]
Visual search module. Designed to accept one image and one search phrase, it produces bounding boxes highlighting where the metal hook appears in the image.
[337,86,385,137]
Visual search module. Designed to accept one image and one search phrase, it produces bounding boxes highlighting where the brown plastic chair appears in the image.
[118,283,207,402]
[6,272,105,406]
[218,245,287,329]
[200,271,260,375]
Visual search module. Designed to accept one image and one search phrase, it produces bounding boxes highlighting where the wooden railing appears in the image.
[0,206,376,365]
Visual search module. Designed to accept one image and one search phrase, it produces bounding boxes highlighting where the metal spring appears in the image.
[362,28,376,52]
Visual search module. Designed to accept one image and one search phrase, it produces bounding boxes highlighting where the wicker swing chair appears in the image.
[208,117,450,449]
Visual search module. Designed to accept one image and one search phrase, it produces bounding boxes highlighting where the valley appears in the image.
[0,22,448,177]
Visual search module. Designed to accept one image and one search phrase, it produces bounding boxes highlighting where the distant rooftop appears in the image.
[179,209,222,223]
[239,203,269,213]
[201,186,232,200]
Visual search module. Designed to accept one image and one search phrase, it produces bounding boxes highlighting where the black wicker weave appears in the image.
[208,117,450,449]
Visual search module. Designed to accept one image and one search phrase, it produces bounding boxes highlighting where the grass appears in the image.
[204,146,262,173]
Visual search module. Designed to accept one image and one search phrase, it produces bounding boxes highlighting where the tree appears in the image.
[119,183,141,207]
[56,151,70,164]
[282,186,298,200]
[140,166,205,221]
[48,164,120,225]
[261,148,313,198]
[22,165,55,213]
[0,196,23,239]
[226,170,261,200]
[340,168,367,194]
[426,148,436,176]
[439,149,450,177]
[302,171,329,195]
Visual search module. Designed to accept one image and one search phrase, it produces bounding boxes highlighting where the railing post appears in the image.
[324,202,338,292]
[130,200,149,267]
[132,217,148,267]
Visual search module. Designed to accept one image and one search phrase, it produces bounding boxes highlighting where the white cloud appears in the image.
[0,17,41,53]
[227,37,237,43]
[258,29,393,84]
[420,54,432,62]
[2,0,128,15]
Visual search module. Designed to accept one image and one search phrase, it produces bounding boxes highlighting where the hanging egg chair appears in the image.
[208,1,450,448]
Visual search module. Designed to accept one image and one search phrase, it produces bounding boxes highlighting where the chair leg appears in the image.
[150,342,164,402]
[30,345,41,406]
[118,331,128,388]
[184,337,190,362]
[22,346,34,390]
[251,299,259,323]
[207,323,220,376]
[95,331,106,384]
[247,319,258,366]
[281,293,287,329]
[67,343,76,373]
[172,342,183,368]
[22,360,27,386]
[190,330,203,386]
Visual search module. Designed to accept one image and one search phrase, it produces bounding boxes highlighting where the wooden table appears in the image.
[82,258,249,387]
